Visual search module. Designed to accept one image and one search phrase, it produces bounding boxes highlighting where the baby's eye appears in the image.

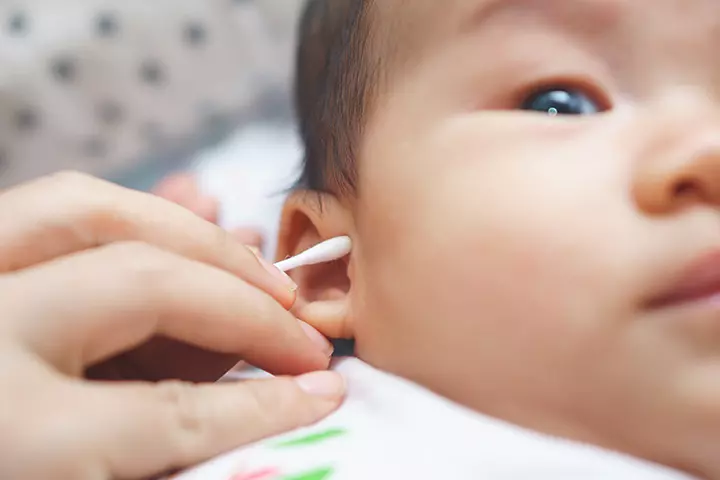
[519,87,604,116]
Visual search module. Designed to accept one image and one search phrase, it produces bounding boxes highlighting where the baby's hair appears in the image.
[295,0,379,195]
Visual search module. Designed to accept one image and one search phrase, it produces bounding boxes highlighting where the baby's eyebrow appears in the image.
[462,0,623,36]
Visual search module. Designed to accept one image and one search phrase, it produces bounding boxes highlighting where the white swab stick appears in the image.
[274,236,352,273]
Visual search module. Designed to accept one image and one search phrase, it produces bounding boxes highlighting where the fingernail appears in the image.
[295,371,345,399]
[300,321,334,356]
[250,249,297,292]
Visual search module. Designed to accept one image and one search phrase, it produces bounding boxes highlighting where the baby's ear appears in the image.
[276,191,355,340]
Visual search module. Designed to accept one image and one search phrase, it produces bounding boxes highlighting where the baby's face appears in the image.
[349,0,720,473]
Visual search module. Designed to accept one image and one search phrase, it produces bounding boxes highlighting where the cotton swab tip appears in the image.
[274,236,352,273]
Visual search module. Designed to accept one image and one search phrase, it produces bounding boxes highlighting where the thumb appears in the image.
[78,372,344,479]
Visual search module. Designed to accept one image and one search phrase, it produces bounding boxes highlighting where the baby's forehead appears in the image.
[372,0,468,57]
[372,0,529,69]
[375,0,622,56]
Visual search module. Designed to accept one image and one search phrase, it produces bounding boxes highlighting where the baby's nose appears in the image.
[632,109,720,215]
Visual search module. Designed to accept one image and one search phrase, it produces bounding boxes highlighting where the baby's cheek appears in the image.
[354,187,626,390]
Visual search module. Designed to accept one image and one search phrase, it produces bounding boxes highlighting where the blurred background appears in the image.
[0,0,305,257]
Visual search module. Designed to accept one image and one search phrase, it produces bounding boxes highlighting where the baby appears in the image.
[178,0,720,478]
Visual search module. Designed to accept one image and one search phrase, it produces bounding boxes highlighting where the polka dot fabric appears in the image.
[0,0,302,187]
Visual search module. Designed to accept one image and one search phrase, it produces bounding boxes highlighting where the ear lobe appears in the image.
[276,191,355,339]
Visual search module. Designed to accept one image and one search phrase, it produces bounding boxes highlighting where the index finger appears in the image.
[0,171,296,309]
[6,242,331,376]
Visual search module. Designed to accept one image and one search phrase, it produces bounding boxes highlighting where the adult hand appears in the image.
[0,172,343,480]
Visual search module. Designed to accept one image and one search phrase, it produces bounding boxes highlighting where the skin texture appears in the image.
[0,172,344,480]
[279,0,720,478]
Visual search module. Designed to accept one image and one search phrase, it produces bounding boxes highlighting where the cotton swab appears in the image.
[274,236,352,273]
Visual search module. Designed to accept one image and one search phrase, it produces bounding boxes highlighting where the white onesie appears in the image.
[173,358,697,480]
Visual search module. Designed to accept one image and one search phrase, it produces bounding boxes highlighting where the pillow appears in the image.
[0,0,302,187]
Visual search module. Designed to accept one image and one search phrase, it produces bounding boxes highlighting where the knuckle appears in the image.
[29,171,97,209]
[36,171,132,242]
[42,171,105,203]
[155,380,206,440]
